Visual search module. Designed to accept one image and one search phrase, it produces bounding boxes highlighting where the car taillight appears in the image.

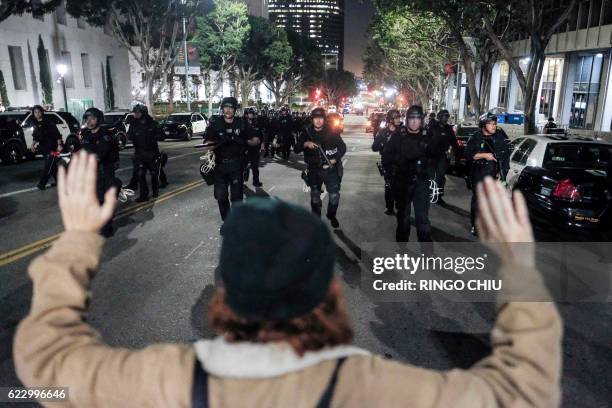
[457,139,465,147]
[552,179,581,201]
[366,120,371,126]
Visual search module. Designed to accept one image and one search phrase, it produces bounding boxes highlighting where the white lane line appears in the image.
[184,240,205,260]
[0,186,44,198]
[351,146,356,152]
[342,159,348,167]
[0,151,203,198]
[268,185,276,192]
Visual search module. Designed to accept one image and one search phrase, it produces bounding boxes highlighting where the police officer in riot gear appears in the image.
[295,107,346,228]
[372,109,402,215]
[128,104,161,202]
[465,112,510,235]
[430,109,459,205]
[259,108,271,157]
[80,107,120,237]
[31,105,63,190]
[273,107,294,160]
[386,105,437,242]
[205,97,251,220]
[244,107,263,187]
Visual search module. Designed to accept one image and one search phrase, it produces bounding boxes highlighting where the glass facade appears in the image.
[268,0,345,70]
[570,54,604,129]
[539,58,563,118]
[497,61,509,108]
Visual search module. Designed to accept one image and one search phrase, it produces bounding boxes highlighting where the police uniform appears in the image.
[80,126,121,236]
[31,110,63,190]
[385,123,436,243]
[205,116,250,220]
[295,123,346,223]
[244,116,263,187]
[465,128,510,229]
[128,114,161,200]
[430,120,459,200]
[273,113,294,160]
[372,126,400,213]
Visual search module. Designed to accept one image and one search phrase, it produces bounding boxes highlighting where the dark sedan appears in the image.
[449,125,479,174]
[511,136,612,239]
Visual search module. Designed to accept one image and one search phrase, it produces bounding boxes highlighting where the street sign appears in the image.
[174,66,201,75]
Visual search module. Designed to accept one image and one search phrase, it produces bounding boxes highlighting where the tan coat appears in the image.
[14,232,563,407]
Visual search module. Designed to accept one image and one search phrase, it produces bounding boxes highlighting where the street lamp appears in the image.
[181,0,191,112]
[56,63,68,112]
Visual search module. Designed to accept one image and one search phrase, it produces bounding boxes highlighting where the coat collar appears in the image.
[194,337,369,379]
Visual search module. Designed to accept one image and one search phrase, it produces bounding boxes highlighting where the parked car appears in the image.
[327,112,344,134]
[508,134,612,238]
[101,111,132,149]
[0,114,27,164]
[0,110,80,161]
[366,112,386,135]
[160,112,207,141]
[342,105,351,115]
[449,125,480,174]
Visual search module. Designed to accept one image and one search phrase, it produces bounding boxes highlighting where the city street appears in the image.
[0,115,610,407]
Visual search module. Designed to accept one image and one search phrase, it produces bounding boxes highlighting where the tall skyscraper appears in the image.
[268,0,345,70]
[240,0,269,18]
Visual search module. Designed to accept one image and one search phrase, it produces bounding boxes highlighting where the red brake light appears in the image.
[552,179,581,201]
[457,139,465,147]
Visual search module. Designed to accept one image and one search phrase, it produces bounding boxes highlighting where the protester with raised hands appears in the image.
[14,158,561,408]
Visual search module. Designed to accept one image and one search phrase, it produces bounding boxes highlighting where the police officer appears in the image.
[426,112,437,130]
[80,107,120,237]
[430,109,459,205]
[259,108,271,157]
[31,105,63,190]
[205,97,251,220]
[273,107,294,160]
[372,109,402,215]
[543,117,558,133]
[465,112,510,235]
[386,105,436,242]
[128,104,161,202]
[244,107,263,187]
[295,108,346,228]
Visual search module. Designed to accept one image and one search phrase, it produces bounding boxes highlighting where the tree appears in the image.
[105,57,115,110]
[195,0,249,111]
[37,35,53,106]
[233,16,288,105]
[374,0,493,115]
[0,0,62,23]
[0,70,9,108]
[365,6,451,106]
[320,70,358,106]
[68,0,200,113]
[263,30,322,108]
[480,0,577,134]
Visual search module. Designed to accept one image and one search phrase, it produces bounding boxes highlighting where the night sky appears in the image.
[344,0,376,77]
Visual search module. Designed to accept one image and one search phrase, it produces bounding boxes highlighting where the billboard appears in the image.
[175,42,201,75]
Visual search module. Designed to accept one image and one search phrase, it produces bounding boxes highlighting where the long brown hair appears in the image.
[208,279,353,356]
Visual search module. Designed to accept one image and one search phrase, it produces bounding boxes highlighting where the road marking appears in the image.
[0,151,202,197]
[268,185,276,192]
[0,186,45,198]
[184,240,205,260]
[0,179,205,267]
[342,159,348,167]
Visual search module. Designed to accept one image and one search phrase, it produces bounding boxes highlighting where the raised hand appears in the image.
[476,177,534,267]
[57,152,117,233]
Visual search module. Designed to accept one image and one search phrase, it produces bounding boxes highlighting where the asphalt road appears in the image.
[0,115,610,407]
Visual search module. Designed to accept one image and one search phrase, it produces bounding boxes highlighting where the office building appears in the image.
[268,0,345,70]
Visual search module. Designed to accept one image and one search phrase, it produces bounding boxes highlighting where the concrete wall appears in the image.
[0,11,131,111]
